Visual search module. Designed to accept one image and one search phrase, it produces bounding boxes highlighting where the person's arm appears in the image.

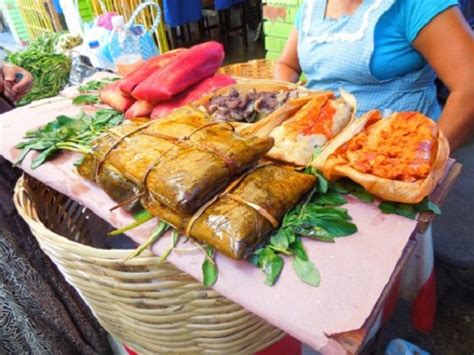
[274,29,302,83]
[413,6,474,151]
[2,64,34,102]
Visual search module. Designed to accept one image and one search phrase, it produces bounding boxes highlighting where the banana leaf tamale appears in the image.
[78,106,274,214]
[143,164,316,259]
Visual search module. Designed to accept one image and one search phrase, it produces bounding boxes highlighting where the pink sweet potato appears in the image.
[132,41,225,103]
[125,100,154,120]
[99,81,135,112]
[119,49,186,95]
[151,74,235,119]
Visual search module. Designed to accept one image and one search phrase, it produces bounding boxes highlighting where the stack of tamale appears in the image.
[78,106,315,258]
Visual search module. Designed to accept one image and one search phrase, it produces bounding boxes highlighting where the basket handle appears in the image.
[126,1,162,34]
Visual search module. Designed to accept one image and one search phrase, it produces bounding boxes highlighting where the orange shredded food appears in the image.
[285,94,336,138]
[341,111,438,182]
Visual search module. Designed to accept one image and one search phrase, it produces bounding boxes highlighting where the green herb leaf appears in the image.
[378,201,417,219]
[426,200,441,215]
[304,235,336,243]
[15,109,123,168]
[328,181,350,194]
[78,78,119,93]
[302,217,358,238]
[353,189,375,203]
[270,228,293,250]
[302,205,351,220]
[292,256,320,287]
[289,237,308,261]
[316,171,329,194]
[133,209,154,222]
[415,197,442,215]
[202,246,218,287]
[73,94,100,105]
[260,248,284,286]
[312,192,347,206]
[31,146,58,168]
[378,198,441,220]
[335,179,375,203]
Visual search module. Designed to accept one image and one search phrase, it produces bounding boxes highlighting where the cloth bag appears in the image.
[96,1,161,63]
[125,1,161,60]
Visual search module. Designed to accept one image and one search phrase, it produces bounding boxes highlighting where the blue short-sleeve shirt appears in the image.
[295,0,459,81]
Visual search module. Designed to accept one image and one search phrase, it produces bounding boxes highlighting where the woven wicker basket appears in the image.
[13,175,285,354]
[218,59,275,80]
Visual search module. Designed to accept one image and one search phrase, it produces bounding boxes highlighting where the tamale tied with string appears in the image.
[143,164,315,259]
[77,106,316,258]
[78,106,273,215]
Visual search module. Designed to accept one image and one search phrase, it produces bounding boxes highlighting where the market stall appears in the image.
[0,40,461,353]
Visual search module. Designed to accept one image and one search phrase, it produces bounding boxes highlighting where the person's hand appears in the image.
[2,64,34,102]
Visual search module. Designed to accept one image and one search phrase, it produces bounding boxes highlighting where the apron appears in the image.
[297,0,442,118]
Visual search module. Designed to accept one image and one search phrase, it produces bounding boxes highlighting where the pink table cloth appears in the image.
[0,98,420,353]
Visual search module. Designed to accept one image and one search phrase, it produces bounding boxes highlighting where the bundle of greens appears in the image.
[251,175,357,287]
[73,78,121,106]
[78,78,120,93]
[14,109,123,168]
[7,33,72,106]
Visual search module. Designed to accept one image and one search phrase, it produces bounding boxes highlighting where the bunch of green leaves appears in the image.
[251,174,358,287]
[14,109,123,168]
[27,32,62,52]
[78,78,119,93]
[320,174,441,220]
[310,171,441,220]
[73,78,121,106]
[6,33,71,106]
[378,198,441,219]
[72,94,100,105]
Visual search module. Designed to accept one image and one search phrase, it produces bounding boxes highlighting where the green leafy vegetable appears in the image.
[73,94,100,105]
[304,165,328,193]
[15,109,123,168]
[329,179,375,203]
[78,78,119,93]
[7,33,71,106]
[292,256,320,287]
[252,180,358,287]
[132,209,154,222]
[312,192,347,206]
[416,198,442,215]
[202,246,218,287]
[378,197,441,220]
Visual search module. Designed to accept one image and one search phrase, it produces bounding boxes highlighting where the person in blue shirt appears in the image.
[274,0,474,152]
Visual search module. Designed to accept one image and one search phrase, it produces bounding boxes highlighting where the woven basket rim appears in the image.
[12,174,286,353]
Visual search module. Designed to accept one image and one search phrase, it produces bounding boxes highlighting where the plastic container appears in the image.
[87,40,112,70]
[109,15,144,75]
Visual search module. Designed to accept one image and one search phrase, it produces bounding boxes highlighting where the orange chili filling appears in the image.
[341,111,438,182]
[285,94,336,138]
